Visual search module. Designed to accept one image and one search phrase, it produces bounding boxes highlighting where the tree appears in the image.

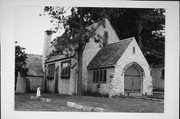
[43,7,106,95]
[42,7,165,95]
[15,42,28,91]
[108,8,165,65]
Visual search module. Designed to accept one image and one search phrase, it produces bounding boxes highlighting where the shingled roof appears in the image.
[26,54,43,76]
[87,37,133,69]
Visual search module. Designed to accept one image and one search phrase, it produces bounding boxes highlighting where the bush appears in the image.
[153,87,164,92]
[83,90,108,97]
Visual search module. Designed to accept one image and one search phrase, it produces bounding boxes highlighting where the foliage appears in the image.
[15,44,28,75]
[15,42,28,90]
[43,7,165,65]
[42,7,165,95]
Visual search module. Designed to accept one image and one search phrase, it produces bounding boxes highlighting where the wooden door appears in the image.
[124,66,140,92]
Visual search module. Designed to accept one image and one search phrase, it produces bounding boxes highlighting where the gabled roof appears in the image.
[87,37,133,69]
[26,54,43,76]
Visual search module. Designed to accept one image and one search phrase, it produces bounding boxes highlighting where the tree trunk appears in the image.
[77,7,84,96]
[15,72,18,91]
[15,76,17,91]
[137,23,143,49]
[77,49,83,95]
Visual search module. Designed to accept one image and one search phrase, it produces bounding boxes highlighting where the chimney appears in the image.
[42,30,53,72]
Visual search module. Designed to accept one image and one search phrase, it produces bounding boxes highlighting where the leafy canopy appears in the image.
[43,7,165,65]
[15,42,28,76]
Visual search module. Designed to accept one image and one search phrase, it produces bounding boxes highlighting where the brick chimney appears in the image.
[42,30,53,72]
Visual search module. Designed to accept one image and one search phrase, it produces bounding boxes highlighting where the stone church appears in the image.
[42,18,153,97]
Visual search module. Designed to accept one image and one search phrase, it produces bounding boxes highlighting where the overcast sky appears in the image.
[15,6,64,55]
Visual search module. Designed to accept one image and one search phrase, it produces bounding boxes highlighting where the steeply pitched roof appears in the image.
[26,54,43,76]
[87,37,133,69]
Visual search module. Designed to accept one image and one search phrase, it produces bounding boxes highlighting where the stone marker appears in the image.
[93,107,107,112]
[46,98,51,102]
[83,106,93,112]
[67,102,76,108]
[36,87,41,97]
[75,104,83,110]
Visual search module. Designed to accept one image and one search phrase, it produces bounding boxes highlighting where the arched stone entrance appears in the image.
[123,62,144,93]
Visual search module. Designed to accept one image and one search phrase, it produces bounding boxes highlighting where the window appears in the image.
[103,70,107,82]
[93,71,96,82]
[161,69,164,79]
[61,60,71,79]
[93,69,107,83]
[48,63,55,78]
[133,47,135,54]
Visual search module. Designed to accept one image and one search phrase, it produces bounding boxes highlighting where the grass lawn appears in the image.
[15,93,164,112]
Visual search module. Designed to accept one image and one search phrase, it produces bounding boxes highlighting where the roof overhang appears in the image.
[87,65,114,70]
[45,56,74,64]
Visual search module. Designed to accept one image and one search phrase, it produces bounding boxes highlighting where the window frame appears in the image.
[93,69,107,83]
[47,63,55,79]
[133,47,135,54]
[61,60,71,79]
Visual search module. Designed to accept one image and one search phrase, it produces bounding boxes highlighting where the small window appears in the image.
[93,69,107,83]
[161,69,164,79]
[61,60,71,79]
[103,70,107,82]
[133,47,135,54]
[48,63,55,78]
[100,70,103,82]
[97,70,99,82]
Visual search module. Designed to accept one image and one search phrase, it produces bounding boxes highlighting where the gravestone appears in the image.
[36,87,41,97]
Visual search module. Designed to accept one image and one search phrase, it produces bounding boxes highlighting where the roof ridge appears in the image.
[106,37,134,46]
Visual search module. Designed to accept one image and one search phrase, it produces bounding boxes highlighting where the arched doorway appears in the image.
[124,62,144,93]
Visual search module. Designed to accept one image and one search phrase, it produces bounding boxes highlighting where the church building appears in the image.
[42,18,152,97]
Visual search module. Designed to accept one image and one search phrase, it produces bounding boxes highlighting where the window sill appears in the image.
[60,75,70,79]
[47,76,54,80]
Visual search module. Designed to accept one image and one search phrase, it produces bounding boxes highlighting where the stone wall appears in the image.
[16,74,26,93]
[88,68,114,95]
[45,57,78,95]
[26,76,43,92]
[152,67,164,90]
[109,38,152,97]
[82,38,101,91]
[82,19,119,92]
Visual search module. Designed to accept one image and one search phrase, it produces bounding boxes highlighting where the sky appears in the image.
[15,6,64,55]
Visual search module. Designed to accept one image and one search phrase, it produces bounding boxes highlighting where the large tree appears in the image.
[43,7,165,95]
[43,7,106,95]
[15,42,28,91]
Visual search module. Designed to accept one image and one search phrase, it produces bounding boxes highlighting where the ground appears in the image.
[15,93,164,112]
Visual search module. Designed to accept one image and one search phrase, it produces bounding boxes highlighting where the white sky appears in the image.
[15,6,64,55]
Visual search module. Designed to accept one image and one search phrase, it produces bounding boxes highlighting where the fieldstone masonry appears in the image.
[82,18,120,92]
[109,38,152,97]
[43,19,152,97]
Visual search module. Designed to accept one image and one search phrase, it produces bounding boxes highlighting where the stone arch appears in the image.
[122,62,145,77]
[122,62,145,94]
